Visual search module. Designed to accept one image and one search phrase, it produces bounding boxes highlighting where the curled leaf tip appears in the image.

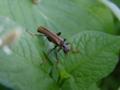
[100,0,120,21]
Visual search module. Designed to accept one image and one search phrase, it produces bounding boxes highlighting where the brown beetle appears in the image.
[27,26,70,60]
[37,26,70,54]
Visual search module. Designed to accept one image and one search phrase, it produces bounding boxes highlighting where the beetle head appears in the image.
[62,42,70,54]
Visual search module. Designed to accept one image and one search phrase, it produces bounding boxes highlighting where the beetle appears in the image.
[37,26,70,54]
[27,26,70,60]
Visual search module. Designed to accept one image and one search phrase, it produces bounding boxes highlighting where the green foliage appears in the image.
[112,0,120,7]
[0,0,116,36]
[61,31,120,90]
[0,0,119,90]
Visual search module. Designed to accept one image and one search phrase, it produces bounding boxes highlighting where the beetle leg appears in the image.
[26,30,44,36]
[63,38,66,41]
[57,47,62,52]
[56,32,61,36]
[48,45,57,55]
[63,38,70,45]
[55,47,62,64]
[54,50,59,61]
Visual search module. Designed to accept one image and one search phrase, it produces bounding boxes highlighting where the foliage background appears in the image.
[0,0,120,90]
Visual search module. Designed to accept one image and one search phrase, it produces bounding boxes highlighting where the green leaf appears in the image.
[0,0,116,37]
[0,0,118,90]
[61,31,120,90]
[0,16,59,90]
[88,83,100,90]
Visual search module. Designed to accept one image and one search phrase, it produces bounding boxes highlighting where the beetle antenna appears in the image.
[26,29,44,36]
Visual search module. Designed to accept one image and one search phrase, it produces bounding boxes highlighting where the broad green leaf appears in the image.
[0,0,116,37]
[0,16,119,90]
[60,31,120,90]
[0,0,118,90]
[0,16,59,90]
